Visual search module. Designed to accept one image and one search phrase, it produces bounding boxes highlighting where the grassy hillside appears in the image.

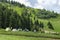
[14,6,60,32]
[7,3,60,32]
[0,2,60,32]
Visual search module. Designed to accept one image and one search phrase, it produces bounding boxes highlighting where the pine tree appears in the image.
[39,22,44,29]
[47,21,54,30]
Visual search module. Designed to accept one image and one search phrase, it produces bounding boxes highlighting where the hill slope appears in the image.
[0,1,60,32]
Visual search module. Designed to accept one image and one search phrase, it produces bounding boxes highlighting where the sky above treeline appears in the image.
[11,0,60,13]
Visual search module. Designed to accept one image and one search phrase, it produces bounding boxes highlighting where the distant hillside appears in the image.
[0,0,60,32]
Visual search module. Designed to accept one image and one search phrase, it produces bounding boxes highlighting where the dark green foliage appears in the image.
[36,9,58,19]
[0,4,20,29]
[39,22,44,29]
[0,0,25,7]
[21,9,32,30]
[35,20,39,26]
[47,21,54,30]
[34,20,39,31]
[10,1,25,7]
[1,0,26,7]
[0,0,7,2]
[34,20,44,31]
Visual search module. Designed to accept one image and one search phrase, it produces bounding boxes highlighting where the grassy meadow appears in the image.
[0,34,59,40]
[0,29,60,40]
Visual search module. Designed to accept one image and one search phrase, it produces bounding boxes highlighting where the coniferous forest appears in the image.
[0,0,59,31]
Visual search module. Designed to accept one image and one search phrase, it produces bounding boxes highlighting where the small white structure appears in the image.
[5,27,11,31]
[18,28,22,31]
[12,29,17,31]
[33,29,37,32]
[24,28,29,32]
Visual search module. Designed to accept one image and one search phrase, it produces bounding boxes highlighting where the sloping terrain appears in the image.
[0,2,60,32]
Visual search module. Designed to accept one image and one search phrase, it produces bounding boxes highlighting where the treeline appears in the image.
[0,0,58,19]
[0,4,54,31]
[36,9,58,19]
[0,0,25,7]
[0,4,20,29]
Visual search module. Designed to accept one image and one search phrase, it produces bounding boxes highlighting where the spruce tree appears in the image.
[47,21,54,30]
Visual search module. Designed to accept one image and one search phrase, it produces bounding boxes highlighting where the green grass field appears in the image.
[0,29,60,40]
[0,34,60,40]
